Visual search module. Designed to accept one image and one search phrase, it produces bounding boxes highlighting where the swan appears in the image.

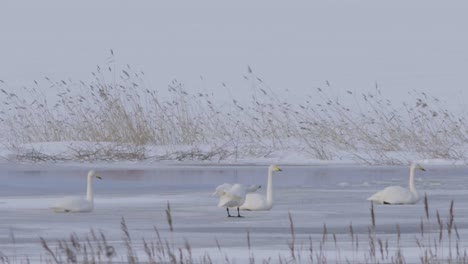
[213,183,261,217]
[240,164,282,211]
[51,170,102,213]
[367,162,426,205]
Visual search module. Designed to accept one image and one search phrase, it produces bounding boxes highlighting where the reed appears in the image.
[1,59,467,164]
[1,199,456,264]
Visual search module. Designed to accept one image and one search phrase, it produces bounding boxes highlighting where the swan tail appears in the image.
[366,193,383,204]
[51,207,71,213]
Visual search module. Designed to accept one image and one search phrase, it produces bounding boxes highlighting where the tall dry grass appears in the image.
[1,54,467,164]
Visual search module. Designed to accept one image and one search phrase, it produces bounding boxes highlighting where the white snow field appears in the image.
[0,163,467,263]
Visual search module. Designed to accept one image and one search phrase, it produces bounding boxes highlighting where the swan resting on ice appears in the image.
[240,164,282,211]
[51,170,102,213]
[367,162,425,205]
[213,183,261,217]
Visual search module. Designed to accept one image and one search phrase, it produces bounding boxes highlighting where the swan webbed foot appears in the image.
[383,201,391,205]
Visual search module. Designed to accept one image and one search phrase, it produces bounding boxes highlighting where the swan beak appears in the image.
[96,175,102,180]
[418,165,426,171]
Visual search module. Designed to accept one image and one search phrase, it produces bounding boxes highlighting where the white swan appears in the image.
[367,162,425,205]
[240,164,282,211]
[213,183,261,217]
[51,170,102,213]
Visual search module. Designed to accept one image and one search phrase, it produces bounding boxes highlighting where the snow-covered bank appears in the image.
[2,140,467,167]
[1,70,467,166]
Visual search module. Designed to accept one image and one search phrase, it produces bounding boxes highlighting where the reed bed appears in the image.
[1,55,467,164]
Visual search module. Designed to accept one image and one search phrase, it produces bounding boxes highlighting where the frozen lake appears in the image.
[1,163,468,263]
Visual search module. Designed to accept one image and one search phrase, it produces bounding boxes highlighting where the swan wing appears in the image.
[216,184,249,207]
[367,186,417,204]
[240,193,269,211]
[213,183,233,197]
[246,184,261,193]
[217,183,248,199]
[227,184,248,198]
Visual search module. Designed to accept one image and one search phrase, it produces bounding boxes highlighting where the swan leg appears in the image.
[226,208,232,217]
[237,207,243,217]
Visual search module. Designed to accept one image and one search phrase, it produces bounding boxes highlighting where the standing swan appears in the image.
[51,170,102,213]
[213,183,261,217]
[367,162,425,205]
[240,164,282,211]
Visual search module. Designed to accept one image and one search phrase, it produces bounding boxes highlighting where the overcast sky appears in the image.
[1,1,468,109]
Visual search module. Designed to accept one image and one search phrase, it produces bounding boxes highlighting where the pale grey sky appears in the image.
[1,1,467,109]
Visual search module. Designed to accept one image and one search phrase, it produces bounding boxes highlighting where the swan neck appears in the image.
[266,167,273,207]
[86,174,93,202]
[409,163,416,193]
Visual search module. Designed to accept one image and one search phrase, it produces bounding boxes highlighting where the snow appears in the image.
[1,163,467,263]
[4,141,468,167]
[1,1,468,262]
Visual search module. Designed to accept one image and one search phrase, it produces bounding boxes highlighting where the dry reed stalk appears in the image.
[322,223,327,244]
[288,212,296,261]
[40,237,60,264]
[121,217,137,264]
[424,192,429,220]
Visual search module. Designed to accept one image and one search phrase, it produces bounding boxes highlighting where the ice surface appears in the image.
[1,163,467,262]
